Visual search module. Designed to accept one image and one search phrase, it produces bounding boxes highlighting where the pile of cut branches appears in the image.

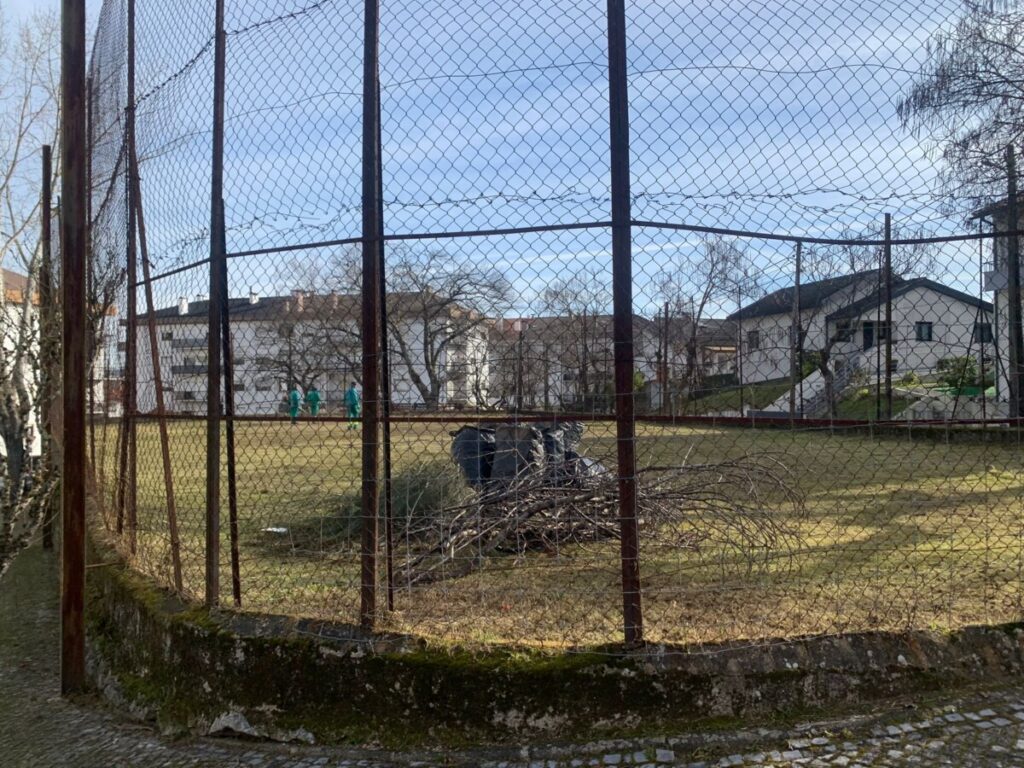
[400,452,803,586]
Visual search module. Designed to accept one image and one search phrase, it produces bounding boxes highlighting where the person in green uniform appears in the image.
[344,381,360,430]
[288,386,302,425]
[305,384,322,418]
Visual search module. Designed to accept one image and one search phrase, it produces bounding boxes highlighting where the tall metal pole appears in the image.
[125,0,138,555]
[60,0,88,695]
[130,145,184,594]
[874,248,882,421]
[789,242,801,423]
[86,76,96,480]
[1005,145,1024,420]
[884,213,893,420]
[979,221,989,422]
[662,302,670,415]
[218,200,241,607]
[360,0,382,630]
[376,94,395,613]
[40,145,54,551]
[206,0,227,607]
[607,0,642,645]
[736,283,744,416]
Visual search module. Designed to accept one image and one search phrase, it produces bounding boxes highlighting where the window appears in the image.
[746,330,760,351]
[234,383,247,393]
[160,331,173,341]
[915,322,933,342]
[877,321,891,342]
[835,321,854,342]
[888,359,899,373]
[256,381,274,392]
[974,322,993,344]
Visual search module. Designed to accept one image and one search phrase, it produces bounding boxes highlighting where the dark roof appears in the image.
[698,318,738,346]
[970,199,1008,221]
[826,278,993,321]
[727,270,881,321]
[493,314,658,336]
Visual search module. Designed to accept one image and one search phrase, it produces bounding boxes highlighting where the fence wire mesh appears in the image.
[87,0,1024,651]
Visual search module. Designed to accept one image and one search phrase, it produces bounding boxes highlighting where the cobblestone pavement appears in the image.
[3,546,1024,767]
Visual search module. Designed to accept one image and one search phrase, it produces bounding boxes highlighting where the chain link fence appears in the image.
[87,0,1024,650]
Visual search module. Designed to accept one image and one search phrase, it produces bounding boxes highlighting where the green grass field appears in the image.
[92,418,1024,649]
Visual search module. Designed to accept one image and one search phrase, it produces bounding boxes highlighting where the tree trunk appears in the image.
[818,350,837,419]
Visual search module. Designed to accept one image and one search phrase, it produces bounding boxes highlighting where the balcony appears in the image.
[171,364,207,375]
[171,337,208,349]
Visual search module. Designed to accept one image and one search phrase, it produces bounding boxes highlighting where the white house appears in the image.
[132,289,491,416]
[728,271,883,385]
[730,271,993,416]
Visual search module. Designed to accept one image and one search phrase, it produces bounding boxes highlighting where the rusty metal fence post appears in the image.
[1005,145,1024,420]
[130,143,184,593]
[884,213,893,420]
[790,241,802,423]
[607,0,643,646]
[60,0,87,695]
[206,0,228,607]
[218,196,242,607]
[124,0,138,556]
[40,144,54,551]
[360,0,382,630]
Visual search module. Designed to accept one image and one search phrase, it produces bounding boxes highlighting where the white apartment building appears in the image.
[132,289,491,415]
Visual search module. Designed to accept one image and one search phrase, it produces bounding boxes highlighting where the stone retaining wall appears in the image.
[86,545,1024,746]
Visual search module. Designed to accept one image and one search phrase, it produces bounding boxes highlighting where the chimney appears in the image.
[249,287,259,305]
[195,293,207,303]
[291,289,304,313]
[178,296,189,315]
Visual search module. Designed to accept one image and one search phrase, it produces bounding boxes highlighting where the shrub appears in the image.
[900,371,922,387]
[936,356,979,389]
[268,459,474,554]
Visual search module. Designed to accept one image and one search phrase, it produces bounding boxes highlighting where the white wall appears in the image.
[832,286,991,380]
[738,278,878,384]
[135,312,491,415]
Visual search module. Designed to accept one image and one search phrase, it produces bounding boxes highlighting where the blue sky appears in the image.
[81,0,992,317]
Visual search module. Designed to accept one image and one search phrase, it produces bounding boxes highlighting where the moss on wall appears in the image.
[84,538,1024,747]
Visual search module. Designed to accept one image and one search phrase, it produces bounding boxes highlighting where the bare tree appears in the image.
[265,247,509,410]
[898,0,1024,196]
[383,248,510,409]
[0,10,59,569]
[657,236,751,405]
[248,254,361,401]
[540,268,612,409]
